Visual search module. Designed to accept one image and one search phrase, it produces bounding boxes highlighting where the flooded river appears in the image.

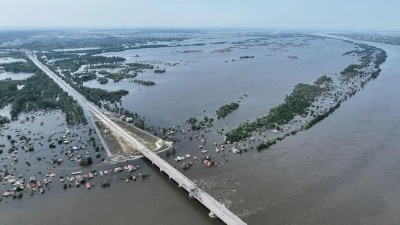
[0,33,399,225]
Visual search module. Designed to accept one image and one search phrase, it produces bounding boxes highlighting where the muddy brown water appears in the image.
[0,34,399,225]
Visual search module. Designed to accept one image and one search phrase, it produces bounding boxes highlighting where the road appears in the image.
[24,51,247,225]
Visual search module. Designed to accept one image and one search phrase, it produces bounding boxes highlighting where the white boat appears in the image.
[69,176,75,182]
[71,171,81,175]
[215,148,220,153]
[99,171,103,177]
[185,154,190,158]
[201,150,208,153]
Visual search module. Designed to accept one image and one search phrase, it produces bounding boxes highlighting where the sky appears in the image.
[1,0,399,31]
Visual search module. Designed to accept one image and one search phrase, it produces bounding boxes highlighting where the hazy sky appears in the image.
[1,0,399,30]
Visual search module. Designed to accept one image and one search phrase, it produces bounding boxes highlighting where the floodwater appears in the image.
[0,71,34,80]
[1,33,399,225]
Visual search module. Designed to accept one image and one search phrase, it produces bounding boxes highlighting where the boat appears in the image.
[69,176,74,182]
[193,156,197,160]
[204,160,212,167]
[71,171,81,175]
[75,180,80,187]
[185,154,190,158]
[127,165,136,171]
[215,148,220,153]
[86,182,92,189]
[201,150,208,153]
[89,173,94,178]
[99,171,103,177]
[39,188,45,194]
[199,145,202,149]
[40,121,43,126]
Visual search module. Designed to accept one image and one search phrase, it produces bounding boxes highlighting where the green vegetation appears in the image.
[314,75,333,85]
[98,69,137,83]
[72,70,97,84]
[97,77,108,84]
[9,71,87,124]
[140,172,149,178]
[50,55,125,73]
[0,78,22,109]
[133,79,156,86]
[78,86,128,108]
[340,44,386,81]
[79,156,93,165]
[186,117,197,125]
[216,102,239,119]
[100,180,111,187]
[256,140,277,150]
[226,44,386,143]
[304,103,341,130]
[154,69,166,73]
[225,83,326,142]
[185,116,214,130]
[0,59,39,73]
[239,56,254,59]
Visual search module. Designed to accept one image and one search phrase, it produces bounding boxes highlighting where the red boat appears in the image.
[204,160,212,167]
[86,182,92,189]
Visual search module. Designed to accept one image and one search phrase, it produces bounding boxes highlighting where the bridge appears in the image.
[24,51,247,225]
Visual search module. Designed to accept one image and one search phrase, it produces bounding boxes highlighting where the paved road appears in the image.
[24,51,247,225]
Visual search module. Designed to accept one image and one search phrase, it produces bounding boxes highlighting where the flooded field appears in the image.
[0,31,399,225]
